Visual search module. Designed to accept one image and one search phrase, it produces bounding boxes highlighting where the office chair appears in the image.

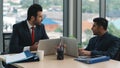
[115,49,120,61]
[114,38,120,61]
[3,33,12,53]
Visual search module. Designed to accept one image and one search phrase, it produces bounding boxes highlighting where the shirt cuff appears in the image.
[23,46,30,51]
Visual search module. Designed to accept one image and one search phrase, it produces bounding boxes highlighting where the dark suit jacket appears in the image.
[85,32,120,59]
[9,20,49,53]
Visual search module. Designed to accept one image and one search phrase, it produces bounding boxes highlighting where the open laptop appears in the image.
[61,37,78,57]
[38,38,60,55]
[38,37,79,57]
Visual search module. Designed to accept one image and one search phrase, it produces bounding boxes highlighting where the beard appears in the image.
[34,21,41,26]
[92,31,100,36]
[92,30,98,35]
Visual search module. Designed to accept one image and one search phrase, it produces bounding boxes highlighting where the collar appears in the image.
[97,32,108,39]
[27,20,36,29]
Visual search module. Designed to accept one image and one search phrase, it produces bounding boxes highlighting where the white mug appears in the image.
[37,50,44,61]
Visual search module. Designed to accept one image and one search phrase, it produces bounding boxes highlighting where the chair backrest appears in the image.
[115,49,120,61]
[114,38,120,61]
[3,33,12,53]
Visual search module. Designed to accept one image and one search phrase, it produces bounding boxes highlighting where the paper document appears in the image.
[5,52,26,64]
[5,50,33,64]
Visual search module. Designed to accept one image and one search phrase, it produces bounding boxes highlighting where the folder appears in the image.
[74,56,110,64]
[5,50,37,64]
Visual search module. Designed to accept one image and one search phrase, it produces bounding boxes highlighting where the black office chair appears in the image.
[2,33,12,68]
[3,32,12,53]
[114,38,120,61]
[115,49,120,61]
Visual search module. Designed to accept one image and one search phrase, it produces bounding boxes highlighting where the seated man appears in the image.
[79,17,119,59]
[9,4,49,54]
[3,4,49,68]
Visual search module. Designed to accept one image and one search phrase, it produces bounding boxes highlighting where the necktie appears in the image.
[31,27,35,44]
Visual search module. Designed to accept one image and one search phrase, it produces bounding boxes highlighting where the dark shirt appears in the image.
[85,32,120,59]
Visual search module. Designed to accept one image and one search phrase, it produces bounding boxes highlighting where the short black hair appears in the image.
[27,4,42,20]
[93,17,108,30]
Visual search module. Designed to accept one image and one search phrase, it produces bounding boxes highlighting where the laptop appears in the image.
[38,37,79,57]
[38,38,60,55]
[61,37,78,57]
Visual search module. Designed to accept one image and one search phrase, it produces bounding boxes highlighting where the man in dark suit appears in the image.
[79,17,119,59]
[4,4,49,68]
[5,4,48,68]
[9,4,49,53]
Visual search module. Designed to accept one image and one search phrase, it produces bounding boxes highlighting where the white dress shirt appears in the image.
[23,21,36,51]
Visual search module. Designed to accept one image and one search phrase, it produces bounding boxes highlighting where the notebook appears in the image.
[74,56,110,64]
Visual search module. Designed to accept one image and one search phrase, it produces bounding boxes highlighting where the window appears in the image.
[39,0,63,39]
[3,0,33,32]
[3,0,63,39]
[3,0,33,52]
[82,0,99,47]
[106,0,120,37]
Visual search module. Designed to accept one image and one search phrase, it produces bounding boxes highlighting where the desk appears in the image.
[0,55,120,68]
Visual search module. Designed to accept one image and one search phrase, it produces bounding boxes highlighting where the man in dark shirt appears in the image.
[79,17,119,59]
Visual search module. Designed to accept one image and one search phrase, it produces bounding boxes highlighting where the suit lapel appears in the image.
[34,26,39,42]
[23,21,32,44]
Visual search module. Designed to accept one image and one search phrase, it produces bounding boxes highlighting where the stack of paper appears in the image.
[5,50,34,64]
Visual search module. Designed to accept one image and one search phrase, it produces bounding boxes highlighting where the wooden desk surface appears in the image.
[0,55,120,68]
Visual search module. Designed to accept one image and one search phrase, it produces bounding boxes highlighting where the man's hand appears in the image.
[79,48,91,56]
[30,42,39,51]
